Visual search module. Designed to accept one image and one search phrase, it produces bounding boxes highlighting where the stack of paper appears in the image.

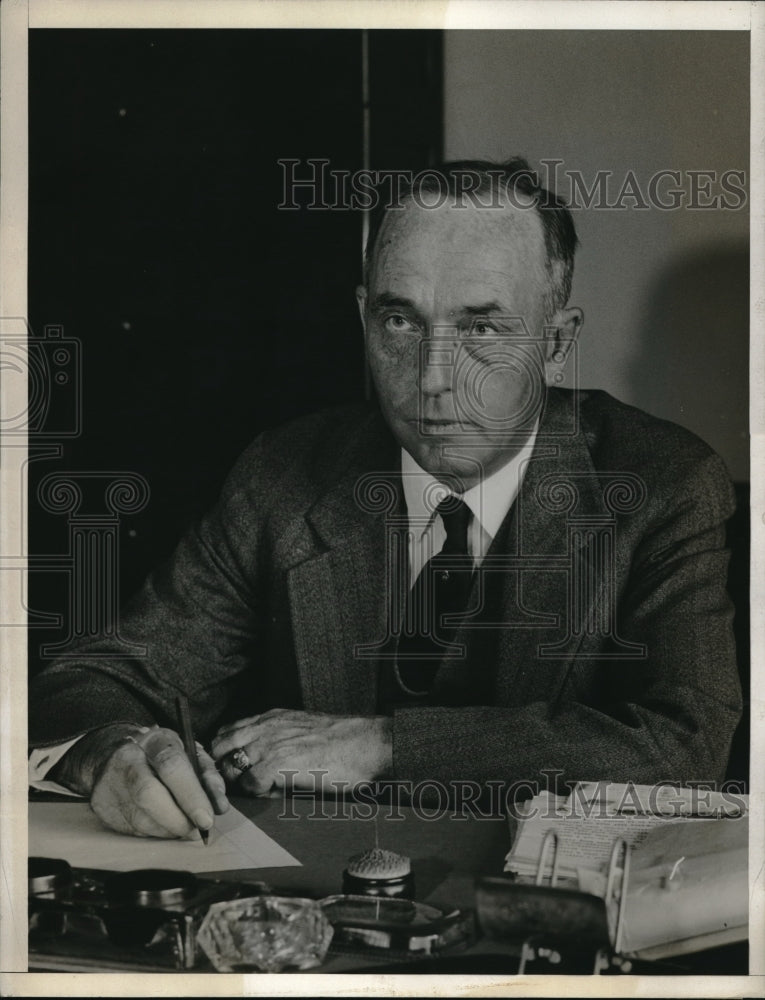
[504,782,747,886]
[620,815,748,957]
[505,783,679,884]
[504,782,749,958]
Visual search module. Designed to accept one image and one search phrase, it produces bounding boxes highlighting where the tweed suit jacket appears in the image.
[29,388,742,787]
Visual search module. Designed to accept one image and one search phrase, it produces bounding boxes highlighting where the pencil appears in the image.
[175,694,210,846]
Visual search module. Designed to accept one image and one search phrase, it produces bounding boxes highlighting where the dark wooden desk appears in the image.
[28,793,514,974]
[221,798,748,976]
[213,794,512,973]
[28,794,748,975]
[231,794,509,908]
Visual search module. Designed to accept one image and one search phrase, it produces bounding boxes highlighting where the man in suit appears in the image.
[29,159,742,839]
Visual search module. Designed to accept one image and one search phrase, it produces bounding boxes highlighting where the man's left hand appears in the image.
[210,709,393,796]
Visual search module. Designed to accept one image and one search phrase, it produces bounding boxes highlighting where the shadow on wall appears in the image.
[630,242,749,787]
[628,242,749,483]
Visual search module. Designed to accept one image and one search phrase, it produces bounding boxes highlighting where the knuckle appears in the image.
[152,746,185,770]
[202,760,225,785]
[241,771,270,796]
[125,803,152,835]
[90,796,117,830]
[124,765,144,793]
[260,708,286,721]
[133,778,159,809]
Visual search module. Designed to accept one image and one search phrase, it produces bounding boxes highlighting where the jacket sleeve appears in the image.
[28,436,268,748]
[391,450,743,789]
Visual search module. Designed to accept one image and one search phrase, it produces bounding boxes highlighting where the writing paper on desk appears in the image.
[29,802,300,873]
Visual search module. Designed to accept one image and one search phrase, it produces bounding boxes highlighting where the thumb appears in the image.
[196,743,230,814]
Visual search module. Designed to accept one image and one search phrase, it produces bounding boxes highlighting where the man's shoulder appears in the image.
[258,402,380,453]
[567,388,734,517]
[221,402,393,504]
[574,388,724,469]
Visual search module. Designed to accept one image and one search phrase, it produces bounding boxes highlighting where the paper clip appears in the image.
[534,829,560,888]
[604,836,631,955]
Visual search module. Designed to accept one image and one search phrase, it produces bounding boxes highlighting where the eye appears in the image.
[383,313,418,335]
[467,319,498,338]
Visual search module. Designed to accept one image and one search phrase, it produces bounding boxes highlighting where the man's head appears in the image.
[356,158,583,490]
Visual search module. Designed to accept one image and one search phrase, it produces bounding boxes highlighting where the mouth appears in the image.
[412,418,474,434]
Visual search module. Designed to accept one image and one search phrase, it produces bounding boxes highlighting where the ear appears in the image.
[543,307,583,385]
[355,285,368,337]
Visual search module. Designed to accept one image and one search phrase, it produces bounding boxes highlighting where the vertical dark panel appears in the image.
[27,28,443,671]
[368,30,443,169]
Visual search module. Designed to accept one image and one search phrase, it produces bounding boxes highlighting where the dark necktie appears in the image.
[396,495,474,696]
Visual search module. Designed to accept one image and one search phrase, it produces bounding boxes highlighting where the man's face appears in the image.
[359,198,554,489]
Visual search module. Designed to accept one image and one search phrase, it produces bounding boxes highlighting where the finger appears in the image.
[127,773,198,838]
[138,728,214,831]
[216,743,264,786]
[255,708,307,723]
[212,723,312,761]
[212,714,263,742]
[238,760,278,797]
[211,709,310,751]
[91,794,189,840]
[91,743,196,840]
[237,738,322,797]
[196,745,230,814]
[211,723,271,758]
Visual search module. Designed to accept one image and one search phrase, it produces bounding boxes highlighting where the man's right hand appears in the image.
[49,723,229,838]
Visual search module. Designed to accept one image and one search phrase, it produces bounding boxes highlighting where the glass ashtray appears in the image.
[320,894,474,955]
[197,895,333,972]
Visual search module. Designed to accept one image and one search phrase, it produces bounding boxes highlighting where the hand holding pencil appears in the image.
[53,711,230,840]
[175,694,217,845]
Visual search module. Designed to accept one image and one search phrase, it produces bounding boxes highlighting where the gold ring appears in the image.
[230,747,253,773]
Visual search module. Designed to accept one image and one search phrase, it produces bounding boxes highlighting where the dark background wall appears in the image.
[27,28,441,642]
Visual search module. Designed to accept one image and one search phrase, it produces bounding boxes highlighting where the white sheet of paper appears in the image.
[29,801,301,873]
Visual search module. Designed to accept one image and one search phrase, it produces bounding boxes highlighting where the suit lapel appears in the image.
[435,389,609,704]
[286,412,401,714]
[285,391,612,713]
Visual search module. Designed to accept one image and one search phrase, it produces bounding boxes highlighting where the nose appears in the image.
[417,332,457,397]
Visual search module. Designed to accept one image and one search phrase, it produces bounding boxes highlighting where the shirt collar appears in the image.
[400,424,539,542]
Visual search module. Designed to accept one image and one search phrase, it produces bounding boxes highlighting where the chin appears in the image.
[410,444,485,490]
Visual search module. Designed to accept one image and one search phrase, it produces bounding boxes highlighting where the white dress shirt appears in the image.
[29,735,89,796]
[401,428,538,587]
[30,425,539,790]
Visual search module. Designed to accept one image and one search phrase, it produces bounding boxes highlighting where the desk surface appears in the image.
[216,794,512,973]
[29,793,514,974]
[231,793,509,910]
[28,794,749,975]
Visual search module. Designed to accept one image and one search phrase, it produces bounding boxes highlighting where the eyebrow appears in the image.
[370,293,419,313]
[369,293,521,327]
[460,301,506,316]
[371,294,511,316]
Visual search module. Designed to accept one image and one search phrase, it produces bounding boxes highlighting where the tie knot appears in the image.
[436,495,471,554]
